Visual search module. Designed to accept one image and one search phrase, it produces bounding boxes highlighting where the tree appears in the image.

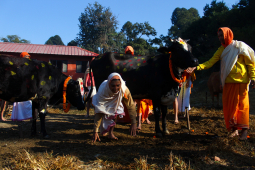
[108,31,127,53]
[168,7,200,38]
[203,0,229,18]
[121,21,158,55]
[122,21,156,43]
[1,35,30,43]
[45,35,64,45]
[78,2,118,53]
[67,39,78,46]
[232,0,249,9]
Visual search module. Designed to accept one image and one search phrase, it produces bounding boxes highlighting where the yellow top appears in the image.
[197,46,255,83]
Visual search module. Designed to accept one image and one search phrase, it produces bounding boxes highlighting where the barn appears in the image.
[0,42,98,80]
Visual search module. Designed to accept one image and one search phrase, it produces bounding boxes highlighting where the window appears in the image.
[49,60,68,73]
[76,61,88,73]
[62,60,68,72]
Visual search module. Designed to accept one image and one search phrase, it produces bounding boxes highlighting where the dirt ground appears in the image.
[1,82,255,169]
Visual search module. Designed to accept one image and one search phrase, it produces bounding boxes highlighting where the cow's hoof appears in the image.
[156,133,163,138]
[165,130,170,134]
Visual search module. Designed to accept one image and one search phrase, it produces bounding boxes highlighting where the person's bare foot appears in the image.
[137,123,141,130]
[239,129,248,140]
[102,132,108,137]
[229,130,239,137]
[145,118,151,124]
[174,120,179,125]
[0,117,7,121]
[108,133,118,140]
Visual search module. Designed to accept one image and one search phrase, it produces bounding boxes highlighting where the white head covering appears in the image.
[92,73,127,115]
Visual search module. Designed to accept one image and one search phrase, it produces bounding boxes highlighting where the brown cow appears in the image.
[207,71,222,107]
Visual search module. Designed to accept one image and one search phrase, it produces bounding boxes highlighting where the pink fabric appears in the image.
[101,117,116,135]
[101,112,125,135]
[85,72,95,87]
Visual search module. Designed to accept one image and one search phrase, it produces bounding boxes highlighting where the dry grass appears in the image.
[3,150,193,170]
[133,152,192,170]
[3,150,85,170]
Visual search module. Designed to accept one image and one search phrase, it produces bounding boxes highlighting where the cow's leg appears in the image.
[152,100,162,137]
[31,101,38,136]
[161,105,169,136]
[212,95,214,107]
[38,100,50,139]
[39,112,49,138]
[217,94,220,107]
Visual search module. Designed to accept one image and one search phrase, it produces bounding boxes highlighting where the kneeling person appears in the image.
[92,73,137,142]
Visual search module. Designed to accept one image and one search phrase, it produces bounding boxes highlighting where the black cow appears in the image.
[87,38,199,137]
[0,55,85,138]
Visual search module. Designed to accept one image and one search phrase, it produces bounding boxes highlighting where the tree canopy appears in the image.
[203,0,229,18]
[67,39,78,46]
[1,35,30,43]
[78,2,118,54]
[121,21,158,55]
[168,7,200,39]
[45,35,65,45]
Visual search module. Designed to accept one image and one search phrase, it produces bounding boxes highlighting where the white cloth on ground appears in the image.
[11,101,32,121]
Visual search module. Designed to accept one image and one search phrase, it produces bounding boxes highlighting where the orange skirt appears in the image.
[222,83,249,131]
[135,99,153,123]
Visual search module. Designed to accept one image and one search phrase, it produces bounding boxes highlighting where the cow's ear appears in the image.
[157,47,170,54]
[184,39,190,43]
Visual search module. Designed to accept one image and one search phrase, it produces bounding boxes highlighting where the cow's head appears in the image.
[66,79,85,110]
[157,37,199,70]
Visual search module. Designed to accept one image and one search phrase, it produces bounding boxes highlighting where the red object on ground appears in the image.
[117,102,131,123]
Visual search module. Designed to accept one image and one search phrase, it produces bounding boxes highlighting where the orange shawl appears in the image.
[218,27,234,48]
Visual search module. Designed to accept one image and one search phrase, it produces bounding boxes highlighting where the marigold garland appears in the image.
[63,77,71,113]
[169,52,186,83]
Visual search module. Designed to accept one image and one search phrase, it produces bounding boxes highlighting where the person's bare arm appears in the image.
[122,88,137,136]
[186,67,196,74]
[92,113,103,142]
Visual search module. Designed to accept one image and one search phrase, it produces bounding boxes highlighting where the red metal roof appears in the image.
[0,42,98,56]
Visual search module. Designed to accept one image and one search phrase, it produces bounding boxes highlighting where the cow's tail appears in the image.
[84,66,93,104]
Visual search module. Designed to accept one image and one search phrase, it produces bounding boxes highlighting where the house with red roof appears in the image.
[0,42,98,80]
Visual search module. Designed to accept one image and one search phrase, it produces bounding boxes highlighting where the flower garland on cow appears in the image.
[63,77,71,112]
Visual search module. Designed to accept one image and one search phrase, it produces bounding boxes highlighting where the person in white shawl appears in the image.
[92,73,137,142]
[186,27,255,140]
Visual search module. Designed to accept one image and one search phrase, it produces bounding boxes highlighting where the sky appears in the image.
[0,0,238,45]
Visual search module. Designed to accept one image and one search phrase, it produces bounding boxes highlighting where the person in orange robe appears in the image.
[187,27,255,140]
[135,99,153,130]
[124,46,134,55]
